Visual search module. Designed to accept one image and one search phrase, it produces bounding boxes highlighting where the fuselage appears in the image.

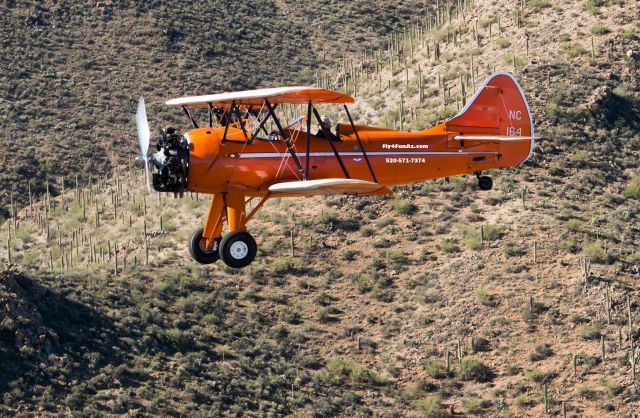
[185,121,532,195]
[181,72,534,195]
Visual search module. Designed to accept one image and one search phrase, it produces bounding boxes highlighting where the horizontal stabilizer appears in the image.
[452,135,539,141]
[268,178,391,196]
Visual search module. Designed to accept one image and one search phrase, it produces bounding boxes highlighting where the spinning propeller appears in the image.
[135,97,189,196]
[135,96,154,193]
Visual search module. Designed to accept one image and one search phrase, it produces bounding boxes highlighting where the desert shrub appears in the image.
[529,343,554,361]
[478,16,497,28]
[361,227,375,237]
[502,53,528,68]
[424,359,448,379]
[316,308,331,322]
[591,24,610,35]
[515,393,534,407]
[564,218,583,232]
[559,237,579,253]
[318,358,387,387]
[373,238,393,248]
[336,215,361,232]
[584,0,605,14]
[399,378,437,402]
[386,249,407,263]
[544,101,565,122]
[506,366,521,376]
[625,175,640,198]
[471,337,491,352]
[578,324,602,340]
[503,241,524,257]
[239,287,259,302]
[384,224,400,234]
[569,313,589,324]
[582,242,607,263]
[175,295,200,313]
[562,43,587,58]
[417,287,440,304]
[316,209,339,226]
[459,358,493,382]
[350,274,372,293]
[506,263,526,274]
[583,355,601,367]
[438,238,460,254]
[336,247,356,262]
[576,385,599,399]
[525,368,545,384]
[415,394,449,418]
[463,397,490,413]
[496,38,511,49]
[528,0,551,11]
[271,257,296,274]
[573,149,589,166]
[418,314,434,325]
[482,224,503,241]
[621,29,637,40]
[474,288,498,307]
[315,292,333,306]
[459,225,481,250]
[601,379,624,397]
[391,199,418,215]
[279,307,301,324]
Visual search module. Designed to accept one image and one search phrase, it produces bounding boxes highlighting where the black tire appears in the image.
[219,231,257,268]
[478,176,493,191]
[188,228,220,264]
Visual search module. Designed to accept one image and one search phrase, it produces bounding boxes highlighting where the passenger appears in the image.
[316,116,339,141]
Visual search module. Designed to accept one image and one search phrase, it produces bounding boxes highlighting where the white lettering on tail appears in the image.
[507,126,523,136]
[508,110,522,120]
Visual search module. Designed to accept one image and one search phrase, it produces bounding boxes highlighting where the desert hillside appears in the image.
[1,0,639,416]
[0,0,435,218]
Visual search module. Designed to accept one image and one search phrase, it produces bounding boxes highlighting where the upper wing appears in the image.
[166,87,354,108]
[267,178,392,197]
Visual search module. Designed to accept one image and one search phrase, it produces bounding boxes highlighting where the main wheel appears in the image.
[219,231,257,268]
[478,176,493,191]
[188,228,220,264]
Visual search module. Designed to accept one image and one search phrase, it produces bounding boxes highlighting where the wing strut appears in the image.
[182,106,199,128]
[221,105,230,141]
[305,102,312,180]
[343,105,377,183]
[231,103,249,141]
[265,99,305,177]
[311,106,350,179]
[248,104,277,144]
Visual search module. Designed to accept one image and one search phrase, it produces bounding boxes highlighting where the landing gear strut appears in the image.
[190,192,264,268]
[476,172,493,191]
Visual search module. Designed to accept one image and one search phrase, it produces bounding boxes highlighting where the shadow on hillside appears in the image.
[602,89,640,129]
[0,272,139,395]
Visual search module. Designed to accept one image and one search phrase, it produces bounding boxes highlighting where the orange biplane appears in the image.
[135,71,535,268]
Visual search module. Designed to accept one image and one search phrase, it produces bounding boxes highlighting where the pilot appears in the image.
[316,116,339,141]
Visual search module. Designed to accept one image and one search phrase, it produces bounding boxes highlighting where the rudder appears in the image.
[446,71,534,162]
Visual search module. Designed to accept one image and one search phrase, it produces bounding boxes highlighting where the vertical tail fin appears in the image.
[446,71,535,162]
